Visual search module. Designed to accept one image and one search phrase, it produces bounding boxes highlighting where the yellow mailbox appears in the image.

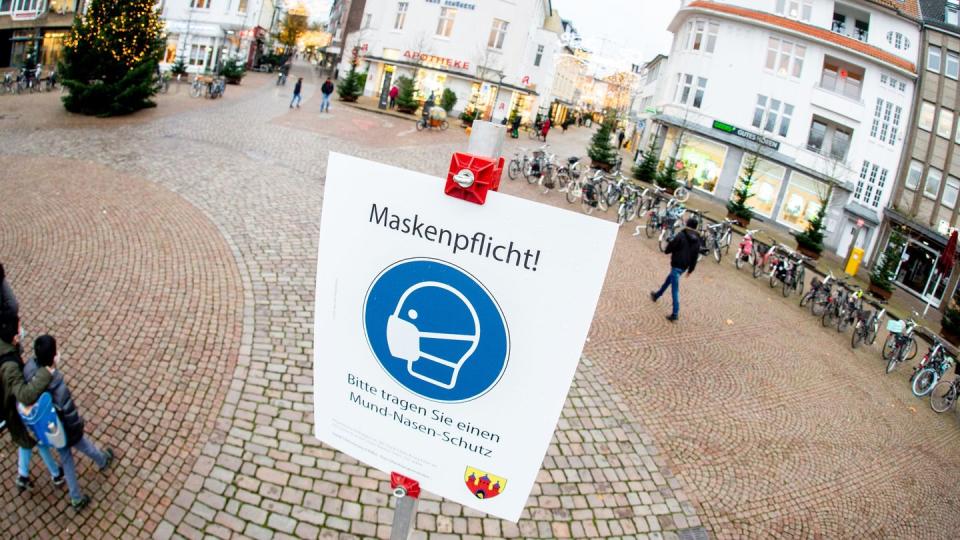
[845,247,865,276]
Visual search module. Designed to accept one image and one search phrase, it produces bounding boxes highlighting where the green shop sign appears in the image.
[712,120,780,151]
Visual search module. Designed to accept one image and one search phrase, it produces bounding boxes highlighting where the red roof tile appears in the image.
[686,1,917,74]
[866,0,921,20]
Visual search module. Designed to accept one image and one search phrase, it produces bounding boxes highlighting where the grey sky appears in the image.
[550,0,679,66]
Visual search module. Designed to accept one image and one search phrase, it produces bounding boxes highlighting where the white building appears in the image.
[338,0,561,122]
[648,0,921,261]
[158,0,281,73]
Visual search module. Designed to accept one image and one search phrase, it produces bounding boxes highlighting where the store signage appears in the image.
[425,0,476,10]
[712,120,780,151]
[313,153,616,521]
[404,50,470,70]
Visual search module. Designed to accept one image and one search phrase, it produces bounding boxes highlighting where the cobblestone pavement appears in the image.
[0,60,957,539]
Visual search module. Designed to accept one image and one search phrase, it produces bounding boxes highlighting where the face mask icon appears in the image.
[386,281,480,390]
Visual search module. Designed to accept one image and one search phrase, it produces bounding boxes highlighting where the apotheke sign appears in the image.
[712,120,780,151]
[404,50,471,71]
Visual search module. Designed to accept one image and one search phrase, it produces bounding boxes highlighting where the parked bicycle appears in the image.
[851,298,886,349]
[883,314,920,374]
[930,370,960,413]
[910,339,954,397]
[834,286,864,333]
[616,184,643,226]
[507,148,531,181]
[800,271,835,315]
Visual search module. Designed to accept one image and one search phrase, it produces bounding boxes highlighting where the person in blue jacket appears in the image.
[24,335,113,511]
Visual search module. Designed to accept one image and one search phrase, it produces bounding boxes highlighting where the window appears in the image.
[778,173,829,231]
[928,45,942,73]
[807,120,827,153]
[918,101,936,131]
[394,2,408,31]
[12,0,41,11]
[190,0,210,8]
[820,56,864,100]
[685,20,719,53]
[237,0,247,14]
[534,45,543,67]
[945,177,960,209]
[752,95,794,137]
[362,13,372,29]
[189,43,208,66]
[879,73,907,92]
[925,168,943,199]
[807,118,852,161]
[674,73,707,108]
[855,161,889,208]
[947,52,960,79]
[869,98,902,146]
[831,128,852,160]
[775,0,812,21]
[488,19,508,49]
[947,1,959,25]
[905,160,923,190]
[164,35,178,64]
[0,0,11,13]
[436,7,456,37]
[734,156,786,217]
[886,31,911,50]
[939,109,955,139]
[766,37,805,78]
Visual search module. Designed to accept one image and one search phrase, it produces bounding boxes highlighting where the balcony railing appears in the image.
[820,69,862,100]
[831,20,869,42]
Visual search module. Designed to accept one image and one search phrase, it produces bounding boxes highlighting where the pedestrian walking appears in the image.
[389,85,399,108]
[320,77,335,113]
[540,118,551,142]
[510,114,521,139]
[0,308,60,493]
[0,263,17,315]
[24,335,114,511]
[290,77,303,109]
[650,218,702,322]
[618,130,626,149]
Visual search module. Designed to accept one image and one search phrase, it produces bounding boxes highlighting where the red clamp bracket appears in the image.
[390,472,421,499]
[445,152,504,205]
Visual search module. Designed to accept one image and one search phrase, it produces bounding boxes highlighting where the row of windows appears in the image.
[855,161,889,208]
[917,101,960,142]
[187,0,248,11]
[905,161,960,209]
[389,2,508,50]
[927,45,960,79]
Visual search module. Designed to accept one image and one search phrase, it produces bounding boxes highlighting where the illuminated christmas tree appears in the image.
[59,0,165,116]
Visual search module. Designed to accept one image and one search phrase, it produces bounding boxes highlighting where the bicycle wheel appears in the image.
[885,354,900,374]
[626,202,638,223]
[930,382,957,413]
[674,186,690,203]
[822,305,835,328]
[723,230,733,254]
[782,277,792,297]
[190,85,201,98]
[851,321,863,349]
[508,160,521,180]
[415,120,425,131]
[769,271,778,289]
[795,267,805,296]
[866,318,879,345]
[580,195,595,215]
[441,120,449,131]
[526,167,540,184]
[799,290,813,308]
[912,368,940,397]
[752,254,763,278]
[837,308,850,333]
[659,229,672,253]
[906,338,918,360]
[811,297,827,316]
[735,250,745,270]
[556,170,570,191]
[644,215,657,239]
[565,182,581,204]
[882,334,898,360]
[617,205,627,226]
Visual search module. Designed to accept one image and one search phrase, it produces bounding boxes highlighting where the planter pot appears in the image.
[726,211,750,228]
[339,95,359,103]
[868,282,894,301]
[591,160,613,172]
[396,106,416,114]
[796,244,822,260]
[940,326,960,347]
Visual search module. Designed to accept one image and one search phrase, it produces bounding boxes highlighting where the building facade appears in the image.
[158,0,278,73]
[629,54,669,151]
[648,0,921,261]
[0,0,83,70]
[879,0,960,311]
[337,0,560,122]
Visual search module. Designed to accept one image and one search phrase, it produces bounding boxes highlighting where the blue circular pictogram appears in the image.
[363,258,509,403]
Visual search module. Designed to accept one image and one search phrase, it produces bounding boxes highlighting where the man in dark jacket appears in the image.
[650,218,701,322]
[25,335,113,511]
[0,309,59,491]
[320,77,335,113]
[0,263,16,314]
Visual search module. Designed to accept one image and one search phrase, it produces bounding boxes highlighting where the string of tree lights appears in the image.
[60,0,165,117]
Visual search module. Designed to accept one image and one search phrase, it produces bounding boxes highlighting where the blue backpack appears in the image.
[17,392,67,449]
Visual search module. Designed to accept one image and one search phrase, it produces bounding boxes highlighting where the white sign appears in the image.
[313,153,616,521]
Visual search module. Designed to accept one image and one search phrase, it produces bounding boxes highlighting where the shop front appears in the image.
[776,172,829,232]
[894,236,949,307]
[733,155,786,218]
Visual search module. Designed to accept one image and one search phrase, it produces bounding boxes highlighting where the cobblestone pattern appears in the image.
[0,157,243,537]
[0,66,700,539]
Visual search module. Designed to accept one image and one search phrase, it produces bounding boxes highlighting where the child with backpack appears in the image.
[24,335,113,511]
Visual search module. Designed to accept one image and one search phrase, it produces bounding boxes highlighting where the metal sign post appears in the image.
[389,473,421,540]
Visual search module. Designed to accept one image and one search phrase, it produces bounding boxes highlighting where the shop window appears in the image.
[534,45,543,67]
[394,2,408,31]
[945,177,960,209]
[939,108,955,138]
[820,56,864,100]
[778,173,828,231]
[685,19,718,53]
[436,7,456,37]
[164,35,179,64]
[775,0,812,21]
[905,160,923,190]
[925,168,942,199]
[48,0,75,13]
[855,161,888,208]
[661,132,727,194]
[13,0,39,11]
[869,98,901,145]
[735,155,785,217]
[189,42,210,67]
[928,45,942,73]
[488,19,508,50]
[237,0,247,14]
[190,0,211,8]
[765,36,805,78]
[752,95,793,137]
[947,52,960,79]
[918,101,936,131]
